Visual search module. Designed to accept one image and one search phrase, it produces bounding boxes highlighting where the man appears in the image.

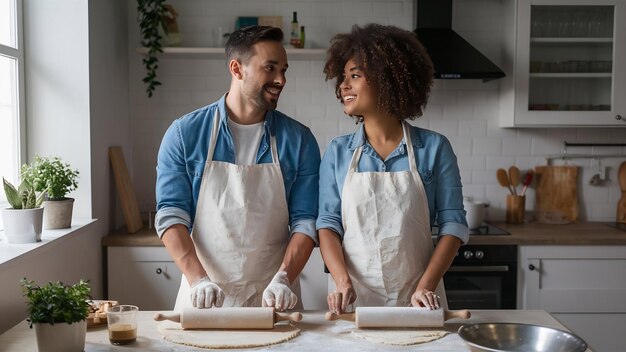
[155,26,320,311]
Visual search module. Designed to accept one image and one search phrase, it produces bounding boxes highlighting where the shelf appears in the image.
[530,37,613,48]
[529,73,612,78]
[136,47,327,60]
[531,37,613,43]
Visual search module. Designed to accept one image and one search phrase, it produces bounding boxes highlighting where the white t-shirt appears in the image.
[227,118,265,165]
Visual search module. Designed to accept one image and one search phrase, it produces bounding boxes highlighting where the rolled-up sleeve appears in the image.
[155,120,193,238]
[288,130,321,244]
[434,136,469,244]
[316,140,344,239]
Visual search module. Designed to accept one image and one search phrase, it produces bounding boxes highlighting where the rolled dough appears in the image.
[351,328,448,346]
[157,321,300,349]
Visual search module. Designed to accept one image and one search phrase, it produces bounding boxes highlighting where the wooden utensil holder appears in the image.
[506,195,525,224]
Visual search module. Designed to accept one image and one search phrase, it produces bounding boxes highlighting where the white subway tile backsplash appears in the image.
[474,137,501,155]
[429,120,459,137]
[502,138,531,156]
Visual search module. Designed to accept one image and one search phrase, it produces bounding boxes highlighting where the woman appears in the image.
[317,24,468,314]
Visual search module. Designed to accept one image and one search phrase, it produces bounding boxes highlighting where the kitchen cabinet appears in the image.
[500,0,626,127]
[519,245,626,352]
[107,246,181,310]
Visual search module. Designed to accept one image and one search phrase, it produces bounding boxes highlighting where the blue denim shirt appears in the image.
[316,123,469,244]
[156,94,321,243]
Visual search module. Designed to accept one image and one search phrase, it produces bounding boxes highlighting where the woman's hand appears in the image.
[327,282,356,314]
[411,288,440,310]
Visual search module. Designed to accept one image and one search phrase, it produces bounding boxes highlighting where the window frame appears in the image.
[0,0,25,214]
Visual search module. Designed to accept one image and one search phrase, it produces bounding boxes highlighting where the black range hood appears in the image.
[414,0,505,81]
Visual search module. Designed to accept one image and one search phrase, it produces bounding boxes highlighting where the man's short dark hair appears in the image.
[225,26,284,64]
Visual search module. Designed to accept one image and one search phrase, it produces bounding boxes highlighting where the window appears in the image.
[0,0,24,225]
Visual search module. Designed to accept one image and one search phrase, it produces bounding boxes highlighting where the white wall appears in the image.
[128,0,626,223]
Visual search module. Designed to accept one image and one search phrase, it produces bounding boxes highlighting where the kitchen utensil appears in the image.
[506,195,525,224]
[521,170,534,196]
[458,323,587,352]
[463,197,488,229]
[325,307,470,328]
[534,166,579,223]
[618,161,626,224]
[508,166,521,195]
[154,307,302,329]
[496,168,514,195]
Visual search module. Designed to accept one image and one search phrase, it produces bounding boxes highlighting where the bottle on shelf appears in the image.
[299,26,305,48]
[290,11,301,48]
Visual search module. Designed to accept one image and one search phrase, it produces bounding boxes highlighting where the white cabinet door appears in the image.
[501,0,626,127]
[520,246,626,352]
[108,247,182,310]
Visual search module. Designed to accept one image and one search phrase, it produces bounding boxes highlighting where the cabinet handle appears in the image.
[528,264,536,271]
[156,268,163,274]
[616,115,624,122]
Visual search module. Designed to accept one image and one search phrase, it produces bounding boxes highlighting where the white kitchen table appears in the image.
[0,310,593,351]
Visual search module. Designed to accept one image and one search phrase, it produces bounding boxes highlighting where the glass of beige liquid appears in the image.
[107,305,138,345]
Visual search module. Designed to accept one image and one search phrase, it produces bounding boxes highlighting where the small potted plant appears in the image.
[2,177,46,243]
[21,156,79,229]
[21,278,90,352]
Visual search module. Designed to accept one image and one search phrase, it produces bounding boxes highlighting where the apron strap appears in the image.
[269,134,279,164]
[402,122,417,172]
[348,146,364,174]
[207,109,221,160]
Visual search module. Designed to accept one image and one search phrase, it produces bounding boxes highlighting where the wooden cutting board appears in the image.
[618,161,626,224]
[534,165,579,223]
[109,146,143,233]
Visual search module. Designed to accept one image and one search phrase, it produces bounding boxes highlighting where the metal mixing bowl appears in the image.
[458,323,588,352]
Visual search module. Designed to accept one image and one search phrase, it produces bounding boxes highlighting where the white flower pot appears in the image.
[42,198,74,229]
[1,207,44,243]
[35,320,86,352]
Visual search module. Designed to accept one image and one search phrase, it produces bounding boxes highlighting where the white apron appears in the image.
[332,122,447,308]
[175,110,301,310]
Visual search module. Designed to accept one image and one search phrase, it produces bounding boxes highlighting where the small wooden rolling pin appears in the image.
[154,307,302,330]
[325,307,470,328]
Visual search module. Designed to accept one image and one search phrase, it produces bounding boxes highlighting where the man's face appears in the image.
[239,41,288,111]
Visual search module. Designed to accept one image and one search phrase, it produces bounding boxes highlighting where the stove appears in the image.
[432,223,516,310]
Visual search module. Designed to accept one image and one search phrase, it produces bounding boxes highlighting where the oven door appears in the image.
[443,246,517,310]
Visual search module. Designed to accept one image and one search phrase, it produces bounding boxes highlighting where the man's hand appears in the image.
[190,276,225,308]
[327,281,356,314]
[262,271,297,311]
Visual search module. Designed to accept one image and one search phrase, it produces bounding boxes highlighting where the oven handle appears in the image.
[448,265,509,272]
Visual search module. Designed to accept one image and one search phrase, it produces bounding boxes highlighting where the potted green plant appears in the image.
[137,0,181,97]
[21,278,90,352]
[2,177,46,243]
[21,156,79,229]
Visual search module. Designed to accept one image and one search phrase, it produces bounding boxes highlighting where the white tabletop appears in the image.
[0,310,592,351]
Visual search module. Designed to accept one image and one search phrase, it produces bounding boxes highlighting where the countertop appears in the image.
[0,310,592,351]
[102,222,626,247]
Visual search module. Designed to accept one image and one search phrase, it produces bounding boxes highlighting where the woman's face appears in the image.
[339,59,377,117]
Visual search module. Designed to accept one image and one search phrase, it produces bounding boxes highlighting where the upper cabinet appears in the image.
[500,0,626,127]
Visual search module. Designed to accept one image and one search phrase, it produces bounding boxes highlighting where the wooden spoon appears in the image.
[508,166,521,195]
[497,168,514,195]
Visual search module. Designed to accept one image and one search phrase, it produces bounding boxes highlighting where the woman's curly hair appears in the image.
[323,24,434,121]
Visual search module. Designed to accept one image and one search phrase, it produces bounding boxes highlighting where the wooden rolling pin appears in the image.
[325,307,470,328]
[154,307,302,329]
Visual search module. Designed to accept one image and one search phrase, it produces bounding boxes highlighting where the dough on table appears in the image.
[351,328,449,346]
[157,321,300,349]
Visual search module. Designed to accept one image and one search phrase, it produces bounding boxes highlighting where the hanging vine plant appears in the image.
[137,0,166,97]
